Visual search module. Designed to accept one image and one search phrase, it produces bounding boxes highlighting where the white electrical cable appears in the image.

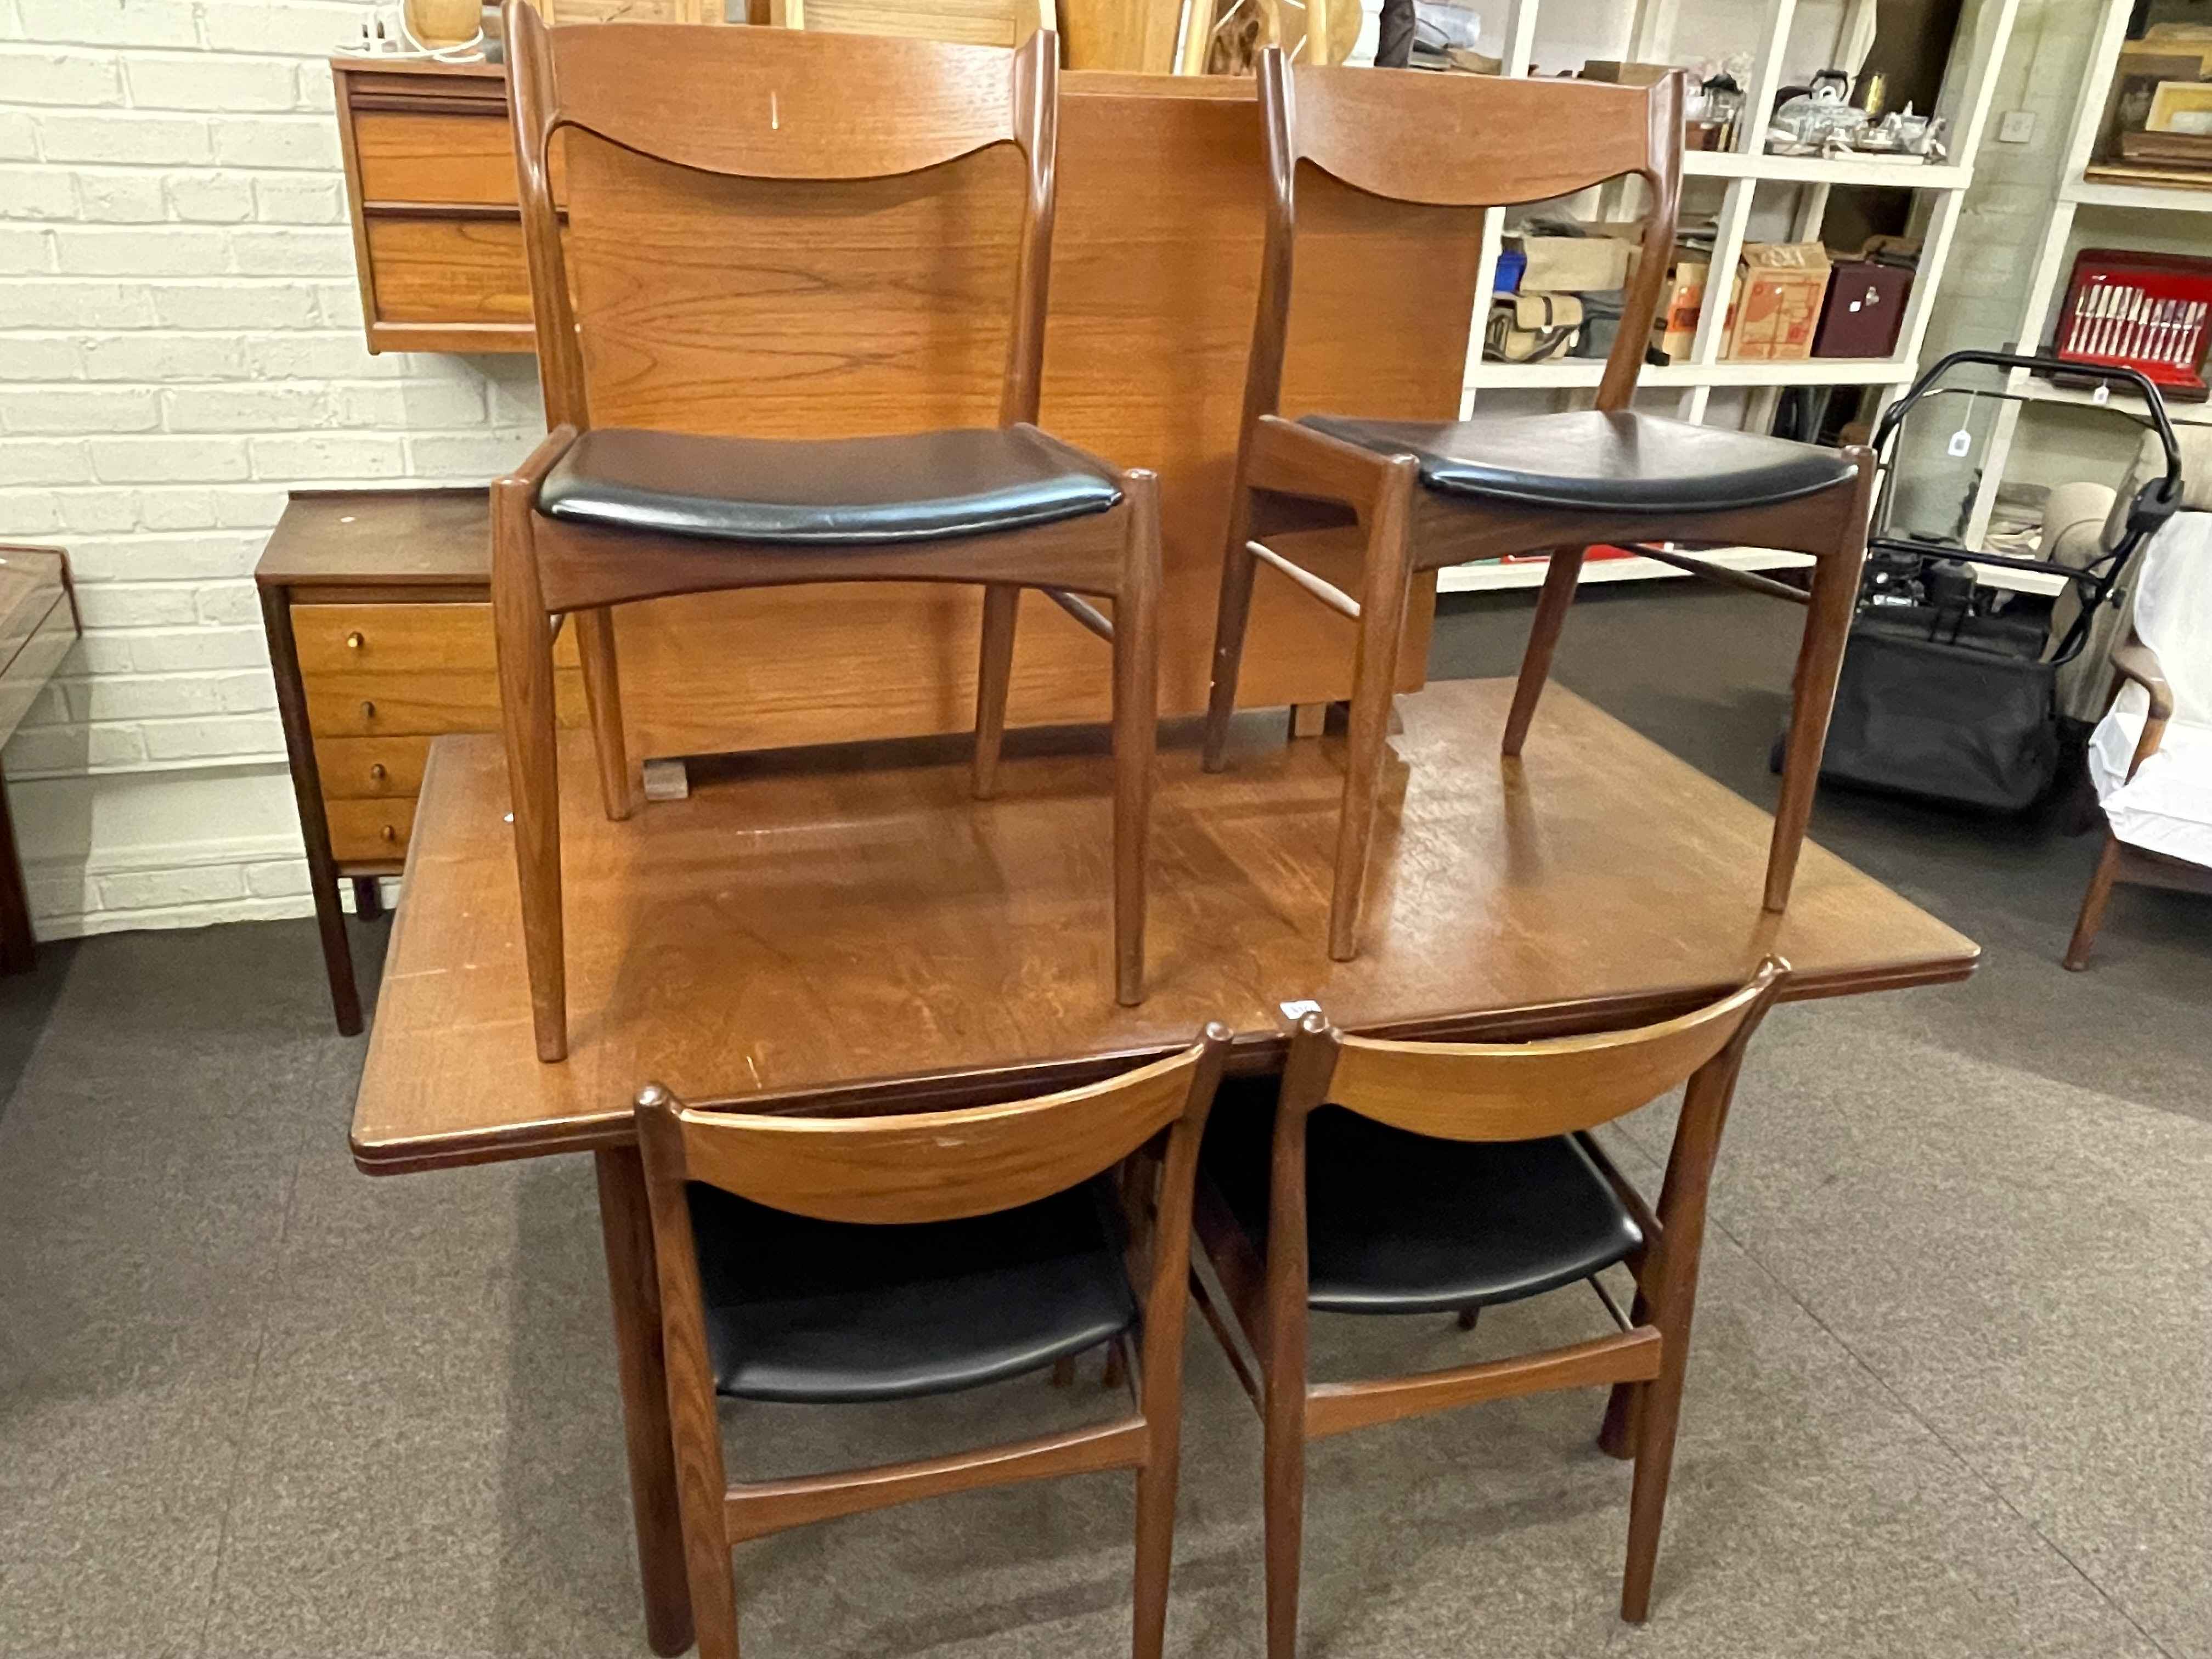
[334,4,488,63]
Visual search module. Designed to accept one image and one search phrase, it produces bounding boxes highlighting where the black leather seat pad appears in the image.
[538,426,1123,546]
[687,1179,1137,1404]
[1301,409,1855,514]
[1202,1080,1644,1314]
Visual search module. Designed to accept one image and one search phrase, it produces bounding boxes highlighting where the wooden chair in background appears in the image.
[635,1026,1230,1659]
[498,8,1164,1061]
[1201,50,1875,961]
[1191,961,1786,1654]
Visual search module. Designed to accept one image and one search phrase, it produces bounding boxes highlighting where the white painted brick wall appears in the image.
[0,0,546,939]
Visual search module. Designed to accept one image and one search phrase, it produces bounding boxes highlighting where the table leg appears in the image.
[0,755,36,976]
[352,877,385,923]
[594,1145,697,1659]
[261,584,362,1034]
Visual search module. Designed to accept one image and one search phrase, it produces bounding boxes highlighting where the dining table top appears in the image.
[349,676,1978,1176]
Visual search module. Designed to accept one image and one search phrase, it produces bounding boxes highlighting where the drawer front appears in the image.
[328,796,417,864]
[302,668,585,738]
[314,733,432,800]
[293,602,581,678]
[365,215,532,325]
[355,111,544,207]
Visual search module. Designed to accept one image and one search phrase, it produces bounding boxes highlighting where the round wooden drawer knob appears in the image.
[369,763,387,782]
[359,699,376,719]
[346,631,365,650]
[380,825,397,843]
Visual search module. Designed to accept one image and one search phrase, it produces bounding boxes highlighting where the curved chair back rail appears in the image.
[1314,959,1785,1142]
[1244,50,1685,429]
[648,1034,1228,1224]
[504,1,1058,435]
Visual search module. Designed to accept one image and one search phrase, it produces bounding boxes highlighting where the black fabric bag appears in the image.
[1815,619,2062,812]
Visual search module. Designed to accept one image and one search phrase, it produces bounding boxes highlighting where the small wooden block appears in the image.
[641,758,691,802]
[1290,703,1327,739]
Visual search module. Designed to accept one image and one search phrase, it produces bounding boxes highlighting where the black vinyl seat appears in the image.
[1301,409,1857,515]
[538,425,1124,547]
[1201,1082,1643,1314]
[686,1178,1137,1404]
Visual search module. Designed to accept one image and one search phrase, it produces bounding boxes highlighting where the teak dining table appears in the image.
[350,676,1977,1656]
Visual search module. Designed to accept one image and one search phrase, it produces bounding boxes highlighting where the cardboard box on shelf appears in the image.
[1649,256,1710,363]
[1513,233,1634,294]
[1725,242,1832,362]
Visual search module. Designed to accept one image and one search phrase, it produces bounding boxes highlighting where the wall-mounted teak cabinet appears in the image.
[334,60,549,354]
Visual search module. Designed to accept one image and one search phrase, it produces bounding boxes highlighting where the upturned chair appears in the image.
[634,1026,1230,1659]
[1203,50,1875,960]
[498,7,1162,1061]
[1190,961,1785,1653]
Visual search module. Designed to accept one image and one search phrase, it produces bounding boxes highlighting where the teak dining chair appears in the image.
[1190,961,1785,1653]
[634,1026,1231,1659]
[498,7,1163,1062]
[1203,51,1875,961]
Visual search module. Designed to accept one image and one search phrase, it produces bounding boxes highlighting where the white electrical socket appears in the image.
[1997,110,2038,145]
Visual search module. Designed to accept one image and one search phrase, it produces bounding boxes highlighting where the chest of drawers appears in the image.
[257,488,580,1032]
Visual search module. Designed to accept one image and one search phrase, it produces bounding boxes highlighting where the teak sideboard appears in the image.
[290,65,1495,1031]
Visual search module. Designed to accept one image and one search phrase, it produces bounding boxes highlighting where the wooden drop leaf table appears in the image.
[349,676,1976,1655]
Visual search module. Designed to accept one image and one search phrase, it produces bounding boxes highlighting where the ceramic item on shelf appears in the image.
[406,0,484,44]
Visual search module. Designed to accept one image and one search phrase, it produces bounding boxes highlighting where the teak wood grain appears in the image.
[350,678,1977,1176]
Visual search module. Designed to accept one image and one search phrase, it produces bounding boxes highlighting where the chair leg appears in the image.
[973,583,1020,800]
[1113,476,1162,1008]
[1765,534,1865,913]
[1262,1371,1307,1659]
[1326,470,1417,963]
[1202,490,1261,774]
[1620,1355,1688,1624]
[575,606,634,823]
[1597,1284,1651,1459]
[2064,832,2124,970]
[490,490,569,1064]
[1500,547,1582,758]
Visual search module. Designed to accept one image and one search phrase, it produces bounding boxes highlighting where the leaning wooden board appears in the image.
[328,65,1457,768]
[0,546,80,974]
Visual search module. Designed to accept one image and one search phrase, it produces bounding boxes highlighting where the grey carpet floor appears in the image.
[0,586,2205,1659]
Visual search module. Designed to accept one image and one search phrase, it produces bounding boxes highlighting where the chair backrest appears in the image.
[1282,960,1784,1142]
[769,0,1055,49]
[636,1028,1231,1224]
[503,0,1058,441]
[1243,49,1684,428]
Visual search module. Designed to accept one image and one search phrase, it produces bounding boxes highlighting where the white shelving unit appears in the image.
[1963,0,2212,559]
[1438,0,2022,595]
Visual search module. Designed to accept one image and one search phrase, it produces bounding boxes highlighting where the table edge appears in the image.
[350,950,1979,1176]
